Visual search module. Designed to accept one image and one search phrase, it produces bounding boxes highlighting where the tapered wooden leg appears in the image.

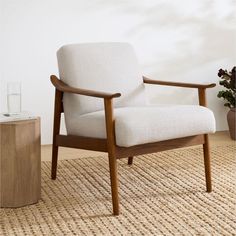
[108,155,119,215]
[104,98,120,215]
[51,145,59,180]
[198,89,212,192]
[203,134,212,192]
[51,88,63,180]
[128,156,133,165]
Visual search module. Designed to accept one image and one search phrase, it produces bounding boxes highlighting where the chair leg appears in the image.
[203,134,212,192]
[51,144,59,180]
[128,156,133,165]
[108,155,119,215]
[51,88,63,180]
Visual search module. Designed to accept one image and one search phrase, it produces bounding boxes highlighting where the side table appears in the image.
[0,117,41,207]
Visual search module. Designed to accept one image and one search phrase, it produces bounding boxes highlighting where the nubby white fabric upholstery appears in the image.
[57,42,216,147]
[67,105,216,147]
[57,43,146,117]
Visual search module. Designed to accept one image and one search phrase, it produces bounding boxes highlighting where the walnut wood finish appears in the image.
[51,89,63,180]
[116,135,204,159]
[198,88,207,106]
[128,156,133,165]
[0,118,41,207]
[56,135,107,152]
[51,75,121,99]
[50,75,215,215]
[203,134,212,192]
[104,98,120,215]
[54,135,205,158]
[143,76,216,89]
[198,88,212,192]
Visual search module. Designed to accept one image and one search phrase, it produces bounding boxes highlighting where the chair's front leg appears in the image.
[203,134,212,192]
[198,88,212,192]
[108,154,119,215]
[104,98,120,215]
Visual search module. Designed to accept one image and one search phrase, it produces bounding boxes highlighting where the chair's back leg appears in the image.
[51,89,63,180]
[203,134,212,192]
[128,156,133,165]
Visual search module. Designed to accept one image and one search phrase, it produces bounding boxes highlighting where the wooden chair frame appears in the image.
[50,75,216,215]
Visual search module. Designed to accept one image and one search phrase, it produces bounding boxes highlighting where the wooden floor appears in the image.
[41,131,235,162]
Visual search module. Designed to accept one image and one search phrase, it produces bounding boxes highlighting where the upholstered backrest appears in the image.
[57,43,146,117]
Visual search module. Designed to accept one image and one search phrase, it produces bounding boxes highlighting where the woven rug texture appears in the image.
[0,145,235,235]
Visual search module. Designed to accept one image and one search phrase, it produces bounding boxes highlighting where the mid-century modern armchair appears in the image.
[51,43,216,215]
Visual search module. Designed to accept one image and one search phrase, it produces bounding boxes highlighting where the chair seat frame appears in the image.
[50,75,216,215]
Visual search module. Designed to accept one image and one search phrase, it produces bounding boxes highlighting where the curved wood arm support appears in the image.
[50,75,121,99]
[143,76,216,89]
[198,88,207,106]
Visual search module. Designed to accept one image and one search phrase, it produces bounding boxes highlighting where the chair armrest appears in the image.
[50,75,118,149]
[143,76,216,89]
[50,75,121,99]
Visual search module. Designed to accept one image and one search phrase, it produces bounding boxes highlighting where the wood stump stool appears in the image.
[0,118,41,207]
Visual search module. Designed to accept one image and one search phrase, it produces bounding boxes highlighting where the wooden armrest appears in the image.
[143,76,216,89]
[50,75,121,99]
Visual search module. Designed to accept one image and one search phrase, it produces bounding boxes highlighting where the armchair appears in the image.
[51,43,216,215]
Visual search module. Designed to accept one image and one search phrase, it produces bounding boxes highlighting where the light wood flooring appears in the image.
[41,131,235,162]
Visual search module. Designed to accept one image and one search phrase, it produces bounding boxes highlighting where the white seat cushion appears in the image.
[66,105,216,147]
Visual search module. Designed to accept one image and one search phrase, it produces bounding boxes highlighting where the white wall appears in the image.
[0,0,235,144]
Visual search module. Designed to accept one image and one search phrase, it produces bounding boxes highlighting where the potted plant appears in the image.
[217,66,236,140]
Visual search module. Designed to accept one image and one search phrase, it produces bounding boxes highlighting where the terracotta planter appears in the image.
[227,108,236,140]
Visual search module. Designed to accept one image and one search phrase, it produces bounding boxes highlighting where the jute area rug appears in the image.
[1,145,235,235]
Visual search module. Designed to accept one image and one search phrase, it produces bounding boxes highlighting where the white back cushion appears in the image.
[57,43,146,117]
